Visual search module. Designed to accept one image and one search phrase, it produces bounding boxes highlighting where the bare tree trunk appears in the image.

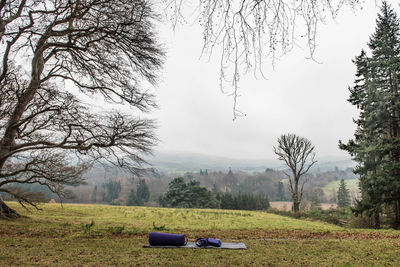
[292,200,300,213]
[292,177,300,213]
[0,197,20,219]
[274,134,316,214]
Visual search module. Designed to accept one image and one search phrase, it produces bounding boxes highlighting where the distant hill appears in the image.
[147,151,356,173]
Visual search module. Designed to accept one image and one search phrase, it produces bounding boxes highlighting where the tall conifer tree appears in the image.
[136,179,150,205]
[337,179,351,208]
[340,2,400,228]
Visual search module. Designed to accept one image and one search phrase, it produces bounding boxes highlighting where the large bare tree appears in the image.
[0,0,163,218]
[273,133,317,212]
[165,0,363,118]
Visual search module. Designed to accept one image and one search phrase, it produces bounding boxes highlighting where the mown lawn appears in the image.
[1,202,400,266]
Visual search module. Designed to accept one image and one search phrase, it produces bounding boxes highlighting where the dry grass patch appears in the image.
[1,202,400,266]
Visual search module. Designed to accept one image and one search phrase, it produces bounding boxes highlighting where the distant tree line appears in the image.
[158,177,270,211]
[67,163,355,207]
[218,192,270,211]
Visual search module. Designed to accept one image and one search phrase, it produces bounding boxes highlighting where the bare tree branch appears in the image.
[0,0,163,217]
[273,133,317,212]
[165,0,362,119]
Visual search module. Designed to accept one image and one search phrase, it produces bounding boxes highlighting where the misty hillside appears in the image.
[147,151,356,173]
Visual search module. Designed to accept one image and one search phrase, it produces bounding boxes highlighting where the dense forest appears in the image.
[2,163,356,210]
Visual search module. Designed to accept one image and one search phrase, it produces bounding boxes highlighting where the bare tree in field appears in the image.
[0,0,163,218]
[165,0,363,118]
[273,133,317,212]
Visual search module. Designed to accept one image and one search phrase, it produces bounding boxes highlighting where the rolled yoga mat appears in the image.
[148,232,187,246]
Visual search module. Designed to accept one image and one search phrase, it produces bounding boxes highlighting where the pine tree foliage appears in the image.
[219,192,270,211]
[340,1,400,228]
[158,177,218,208]
[126,190,138,206]
[126,179,150,206]
[277,180,286,201]
[136,179,150,205]
[337,179,351,208]
[101,180,121,204]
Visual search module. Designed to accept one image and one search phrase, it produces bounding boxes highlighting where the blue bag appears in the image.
[149,232,187,246]
[195,238,222,247]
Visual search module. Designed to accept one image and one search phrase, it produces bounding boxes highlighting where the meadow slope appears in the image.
[1,202,400,266]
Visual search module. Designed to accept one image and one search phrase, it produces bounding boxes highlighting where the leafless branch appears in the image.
[273,133,317,211]
[165,0,362,119]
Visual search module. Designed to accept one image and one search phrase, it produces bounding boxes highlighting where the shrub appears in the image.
[80,220,95,235]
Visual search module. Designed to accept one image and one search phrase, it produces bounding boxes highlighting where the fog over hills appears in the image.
[147,151,355,173]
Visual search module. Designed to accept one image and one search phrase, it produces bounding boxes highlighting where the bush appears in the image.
[348,214,376,229]
[80,220,95,235]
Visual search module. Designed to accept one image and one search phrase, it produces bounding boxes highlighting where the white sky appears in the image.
[149,1,398,160]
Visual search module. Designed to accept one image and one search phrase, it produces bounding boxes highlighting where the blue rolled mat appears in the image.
[148,232,187,246]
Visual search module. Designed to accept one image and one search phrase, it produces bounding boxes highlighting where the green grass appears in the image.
[1,202,400,266]
[322,178,359,197]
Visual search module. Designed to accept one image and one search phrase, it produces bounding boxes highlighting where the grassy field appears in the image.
[270,201,336,211]
[1,202,400,266]
[322,179,359,198]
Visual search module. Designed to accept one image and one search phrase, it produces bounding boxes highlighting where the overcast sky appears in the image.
[148,1,398,161]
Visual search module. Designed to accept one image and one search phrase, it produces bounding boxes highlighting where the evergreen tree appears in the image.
[220,192,234,209]
[136,179,150,205]
[337,179,351,208]
[340,2,400,228]
[126,190,138,206]
[277,180,286,201]
[212,183,219,195]
[161,177,189,207]
[159,177,218,208]
[187,180,218,208]
[101,180,121,203]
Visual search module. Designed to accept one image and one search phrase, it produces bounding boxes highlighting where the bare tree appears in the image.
[165,0,363,119]
[0,0,163,218]
[273,133,317,212]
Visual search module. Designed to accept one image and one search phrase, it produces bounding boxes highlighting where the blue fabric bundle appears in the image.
[148,232,187,246]
[195,238,222,247]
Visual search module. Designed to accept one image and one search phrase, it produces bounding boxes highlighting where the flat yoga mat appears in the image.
[143,242,247,249]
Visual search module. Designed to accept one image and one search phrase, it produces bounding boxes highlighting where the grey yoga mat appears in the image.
[143,242,247,249]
